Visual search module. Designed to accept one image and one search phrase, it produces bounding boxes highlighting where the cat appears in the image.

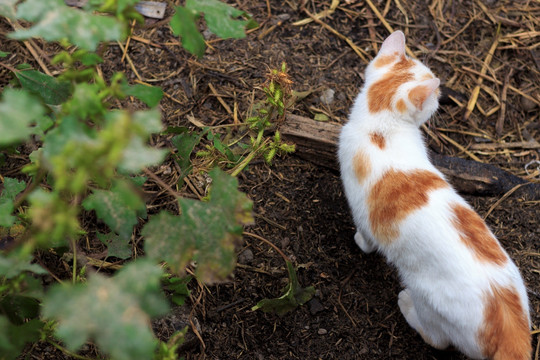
[338,31,531,360]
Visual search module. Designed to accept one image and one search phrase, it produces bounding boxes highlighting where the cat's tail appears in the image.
[480,284,531,360]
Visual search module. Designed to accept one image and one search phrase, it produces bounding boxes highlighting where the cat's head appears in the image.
[364,31,440,125]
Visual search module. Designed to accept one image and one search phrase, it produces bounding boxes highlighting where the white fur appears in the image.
[338,31,530,359]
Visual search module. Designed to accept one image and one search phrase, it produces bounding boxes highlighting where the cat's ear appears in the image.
[408,78,440,110]
[378,31,406,57]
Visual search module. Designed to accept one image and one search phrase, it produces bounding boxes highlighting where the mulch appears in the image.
[1,0,539,359]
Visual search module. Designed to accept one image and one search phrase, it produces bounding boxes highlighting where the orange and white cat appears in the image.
[338,31,531,360]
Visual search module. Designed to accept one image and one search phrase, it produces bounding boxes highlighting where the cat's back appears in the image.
[338,113,434,192]
[339,30,531,360]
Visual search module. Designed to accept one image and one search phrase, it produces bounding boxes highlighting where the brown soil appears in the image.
[2,0,539,359]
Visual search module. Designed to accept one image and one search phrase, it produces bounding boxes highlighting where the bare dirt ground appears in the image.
[1,0,539,359]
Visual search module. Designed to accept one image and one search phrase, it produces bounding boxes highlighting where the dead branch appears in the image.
[281,114,540,200]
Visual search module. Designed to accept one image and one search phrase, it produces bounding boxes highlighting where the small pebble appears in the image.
[276,13,291,22]
[238,249,254,264]
[318,328,328,335]
[203,29,213,40]
[308,297,325,315]
[320,89,335,105]
[521,96,537,112]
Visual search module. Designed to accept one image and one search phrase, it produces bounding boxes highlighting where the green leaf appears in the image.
[62,83,105,119]
[11,0,124,51]
[118,109,167,173]
[0,177,26,227]
[83,180,146,239]
[252,261,315,315]
[143,168,253,282]
[142,211,195,274]
[0,88,45,146]
[42,260,169,360]
[162,275,192,306]
[170,6,205,58]
[0,253,47,279]
[15,69,71,105]
[27,189,80,247]
[0,0,17,19]
[0,295,40,324]
[0,316,42,360]
[186,0,251,39]
[119,137,167,173]
[208,131,239,164]
[313,113,329,122]
[0,51,9,57]
[97,232,132,260]
[122,83,163,107]
[0,201,16,227]
[77,51,103,66]
[171,131,203,178]
[129,175,147,187]
[132,108,164,134]
[1,177,26,201]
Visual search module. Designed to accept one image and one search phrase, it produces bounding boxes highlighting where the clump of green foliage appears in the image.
[0,1,309,359]
[193,62,297,176]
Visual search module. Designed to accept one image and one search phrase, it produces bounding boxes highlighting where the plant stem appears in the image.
[72,238,77,284]
[243,231,290,263]
[229,138,268,177]
[47,339,95,360]
[12,169,46,210]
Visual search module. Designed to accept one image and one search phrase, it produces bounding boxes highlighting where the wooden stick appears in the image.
[7,19,53,76]
[280,114,540,200]
[470,141,540,150]
[293,0,340,26]
[496,68,513,136]
[208,83,233,115]
[116,41,142,81]
[463,33,500,123]
[461,66,540,106]
[303,9,369,63]
[483,183,526,220]
[364,0,416,59]
[436,131,483,162]
[121,20,136,63]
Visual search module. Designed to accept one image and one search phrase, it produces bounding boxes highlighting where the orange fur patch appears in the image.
[368,169,448,243]
[393,55,415,72]
[368,72,413,113]
[353,150,371,183]
[374,54,397,68]
[369,132,386,149]
[368,56,415,113]
[451,204,507,266]
[396,98,407,113]
[421,73,434,80]
[479,284,531,360]
[408,85,431,110]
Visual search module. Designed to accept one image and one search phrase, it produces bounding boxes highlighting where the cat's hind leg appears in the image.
[398,289,450,350]
[354,231,376,254]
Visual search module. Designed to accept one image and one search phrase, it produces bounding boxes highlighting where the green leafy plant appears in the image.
[170,0,258,58]
[252,261,315,316]
[0,0,307,358]
[249,235,314,316]
[0,0,258,359]
[143,168,253,282]
[42,260,169,360]
[191,62,297,176]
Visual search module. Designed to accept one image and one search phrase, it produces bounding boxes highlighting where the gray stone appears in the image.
[320,89,335,105]
[238,248,254,264]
